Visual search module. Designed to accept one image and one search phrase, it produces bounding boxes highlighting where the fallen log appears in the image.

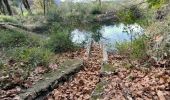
[0,22,28,31]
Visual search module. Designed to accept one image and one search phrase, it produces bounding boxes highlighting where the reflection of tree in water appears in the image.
[91,24,102,42]
[123,24,143,41]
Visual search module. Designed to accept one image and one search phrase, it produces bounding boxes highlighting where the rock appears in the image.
[19,59,83,100]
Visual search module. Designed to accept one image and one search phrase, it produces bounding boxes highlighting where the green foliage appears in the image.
[117,6,143,24]
[90,7,102,15]
[8,47,53,67]
[115,41,131,56]
[131,36,148,59]
[147,0,168,9]
[91,24,102,42]
[0,30,41,48]
[0,15,19,24]
[115,35,148,60]
[46,26,76,53]
[0,60,4,69]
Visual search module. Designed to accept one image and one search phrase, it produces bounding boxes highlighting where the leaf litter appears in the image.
[0,48,86,100]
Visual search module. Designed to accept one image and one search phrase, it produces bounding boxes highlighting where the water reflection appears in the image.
[71,29,91,46]
[100,23,143,51]
[71,23,143,51]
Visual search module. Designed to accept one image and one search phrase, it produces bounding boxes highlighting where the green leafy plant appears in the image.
[0,30,41,48]
[147,0,168,9]
[115,35,148,60]
[46,23,76,53]
[117,6,144,24]
[0,60,4,69]
[90,6,102,15]
[47,31,76,53]
[8,47,54,67]
[0,15,19,24]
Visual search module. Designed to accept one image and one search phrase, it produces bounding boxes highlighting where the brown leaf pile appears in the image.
[47,44,103,100]
[98,54,170,100]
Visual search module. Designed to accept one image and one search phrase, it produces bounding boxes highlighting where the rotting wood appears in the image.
[102,42,108,64]
[85,38,93,60]
[0,22,28,30]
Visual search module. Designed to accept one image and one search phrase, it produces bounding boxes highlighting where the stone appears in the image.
[19,59,83,100]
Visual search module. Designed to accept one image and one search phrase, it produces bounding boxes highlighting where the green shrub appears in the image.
[117,6,143,24]
[147,0,168,9]
[46,25,76,53]
[0,30,41,48]
[131,36,148,59]
[115,35,148,60]
[7,47,53,67]
[0,15,19,24]
[115,41,131,56]
[90,7,102,15]
[0,60,4,69]
[47,32,75,53]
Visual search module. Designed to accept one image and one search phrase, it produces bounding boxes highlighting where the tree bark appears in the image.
[99,0,101,7]
[43,0,46,15]
[96,0,101,7]
[0,0,6,15]
[3,0,12,15]
[19,2,23,15]
[22,0,31,14]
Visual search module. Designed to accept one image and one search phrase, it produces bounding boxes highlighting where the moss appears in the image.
[19,59,83,100]
[91,81,107,100]
[101,64,116,73]
[124,63,134,69]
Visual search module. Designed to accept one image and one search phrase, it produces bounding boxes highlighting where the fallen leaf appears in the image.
[157,90,166,100]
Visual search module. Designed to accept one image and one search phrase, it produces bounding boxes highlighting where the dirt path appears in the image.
[47,43,103,100]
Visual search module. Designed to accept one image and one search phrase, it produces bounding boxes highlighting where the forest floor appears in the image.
[1,43,170,100]
[46,43,170,100]
[47,43,103,100]
[92,54,170,100]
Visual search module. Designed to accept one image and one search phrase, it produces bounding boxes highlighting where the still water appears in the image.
[71,23,143,51]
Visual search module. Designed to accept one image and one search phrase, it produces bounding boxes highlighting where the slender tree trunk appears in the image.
[96,0,101,7]
[22,0,31,14]
[0,0,6,15]
[43,0,46,15]
[3,0,12,15]
[19,2,23,15]
[99,0,101,7]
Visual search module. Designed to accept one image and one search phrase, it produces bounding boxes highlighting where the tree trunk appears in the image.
[0,0,6,15]
[19,2,23,15]
[22,0,31,14]
[96,0,101,7]
[99,0,101,7]
[43,0,46,15]
[3,0,12,15]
